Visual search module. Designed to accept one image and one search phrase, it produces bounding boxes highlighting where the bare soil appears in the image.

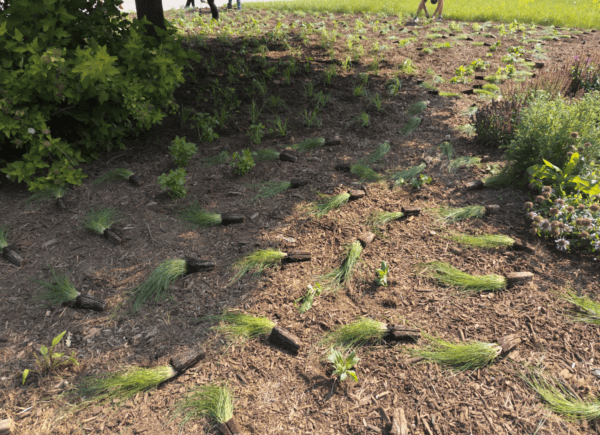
[2,8,600,435]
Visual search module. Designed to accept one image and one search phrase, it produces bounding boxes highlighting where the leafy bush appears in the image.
[157,168,187,198]
[571,57,600,94]
[231,148,255,175]
[500,92,600,185]
[192,112,220,142]
[0,0,189,190]
[169,136,197,167]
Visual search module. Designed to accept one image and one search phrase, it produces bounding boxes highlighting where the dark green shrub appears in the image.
[0,0,190,190]
[157,168,187,198]
[499,91,600,186]
[169,136,197,167]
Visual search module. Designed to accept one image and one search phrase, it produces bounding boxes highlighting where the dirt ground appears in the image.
[2,7,600,435]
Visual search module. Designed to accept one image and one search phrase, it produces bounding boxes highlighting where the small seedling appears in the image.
[562,290,600,325]
[420,261,507,293]
[192,112,220,142]
[399,117,421,135]
[271,115,288,137]
[432,205,486,223]
[525,371,600,420]
[175,384,235,426]
[445,233,515,249]
[411,174,432,189]
[368,211,404,234]
[296,283,322,313]
[319,241,363,292]
[412,334,501,370]
[327,348,359,382]
[399,59,416,74]
[230,249,287,284]
[82,207,120,236]
[311,192,351,218]
[350,164,381,182]
[204,311,275,343]
[23,331,78,384]
[34,267,79,306]
[131,259,189,312]
[79,366,176,405]
[157,168,188,198]
[231,149,255,175]
[322,318,387,348]
[202,151,230,167]
[247,123,266,145]
[354,111,370,128]
[375,261,389,287]
[369,93,383,111]
[386,77,401,96]
[169,136,198,167]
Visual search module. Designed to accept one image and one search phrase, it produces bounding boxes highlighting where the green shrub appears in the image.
[169,136,197,167]
[231,148,255,175]
[0,0,189,191]
[500,91,600,185]
[157,168,187,198]
[192,112,220,142]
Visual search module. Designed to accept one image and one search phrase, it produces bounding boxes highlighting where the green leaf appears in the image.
[542,159,561,173]
[348,371,358,382]
[51,331,66,347]
[22,369,29,385]
[39,345,48,356]
[13,28,24,42]
[339,372,347,381]
[563,152,579,177]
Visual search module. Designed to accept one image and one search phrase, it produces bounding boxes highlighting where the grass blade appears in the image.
[289,137,325,152]
[432,205,486,223]
[25,186,68,205]
[420,261,507,293]
[350,164,382,182]
[399,117,421,135]
[0,224,9,249]
[525,371,600,421]
[320,317,387,349]
[175,383,235,425]
[203,311,275,343]
[406,101,428,116]
[562,290,600,325]
[131,259,188,312]
[387,163,426,185]
[449,156,481,173]
[82,207,120,235]
[412,334,501,370]
[91,168,134,186]
[179,201,222,228]
[254,149,280,162]
[445,233,515,249]
[320,241,363,293]
[311,192,351,218]
[79,366,176,405]
[33,267,79,306]
[229,249,287,285]
[251,181,292,202]
[202,151,230,167]
[360,141,390,165]
[367,211,405,234]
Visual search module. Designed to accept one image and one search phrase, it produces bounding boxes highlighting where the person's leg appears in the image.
[236,0,241,10]
[415,0,429,19]
[433,0,444,18]
[207,0,218,19]
[227,0,232,9]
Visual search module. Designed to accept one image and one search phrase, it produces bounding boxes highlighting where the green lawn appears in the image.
[251,0,600,30]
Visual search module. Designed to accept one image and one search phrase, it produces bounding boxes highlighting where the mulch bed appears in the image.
[1,7,600,435]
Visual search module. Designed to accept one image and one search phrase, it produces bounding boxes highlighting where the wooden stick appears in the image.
[348,189,365,201]
[290,178,309,189]
[505,272,533,288]
[324,136,342,146]
[103,229,124,245]
[2,247,24,266]
[186,259,216,273]
[497,334,521,355]
[128,174,144,186]
[284,251,311,263]
[220,214,244,226]
[75,294,107,312]
[279,151,297,163]
[170,347,206,373]
[0,418,14,435]
[358,232,376,248]
[465,180,484,190]
[268,326,302,353]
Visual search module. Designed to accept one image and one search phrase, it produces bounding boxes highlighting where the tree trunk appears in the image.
[134,0,166,39]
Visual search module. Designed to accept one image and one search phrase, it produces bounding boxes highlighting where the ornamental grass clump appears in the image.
[131,259,188,312]
[445,233,515,249]
[202,151,231,167]
[387,163,426,185]
[350,164,382,182]
[175,384,235,426]
[320,241,363,293]
[524,371,600,421]
[251,181,292,201]
[449,156,481,173]
[289,137,325,152]
[367,211,405,234]
[432,205,486,223]
[33,267,79,307]
[421,261,507,293]
[562,290,600,325]
[82,207,120,235]
[400,117,421,135]
[406,101,428,116]
[321,317,388,349]
[311,192,351,218]
[359,141,390,165]
[179,201,222,228]
[91,168,134,186]
[413,334,501,370]
[0,225,9,249]
[254,149,280,162]
[229,249,287,284]
[78,366,176,405]
[25,186,68,205]
[204,311,275,343]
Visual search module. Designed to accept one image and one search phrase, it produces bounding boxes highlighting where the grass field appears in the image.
[251,0,600,29]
